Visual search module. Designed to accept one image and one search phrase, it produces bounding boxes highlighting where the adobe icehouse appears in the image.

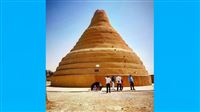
[50,10,152,87]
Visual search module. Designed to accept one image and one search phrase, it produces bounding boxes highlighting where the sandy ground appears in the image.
[47,86,154,112]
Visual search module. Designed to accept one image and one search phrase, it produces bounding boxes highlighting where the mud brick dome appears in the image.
[50,10,152,87]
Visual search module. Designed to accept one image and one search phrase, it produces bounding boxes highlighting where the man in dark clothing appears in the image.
[111,76,116,90]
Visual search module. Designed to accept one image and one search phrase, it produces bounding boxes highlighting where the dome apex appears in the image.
[89,9,111,27]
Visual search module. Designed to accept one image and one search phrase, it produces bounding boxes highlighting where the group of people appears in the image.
[105,75,135,93]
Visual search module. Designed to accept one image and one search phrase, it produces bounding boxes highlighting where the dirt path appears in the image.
[47,90,153,112]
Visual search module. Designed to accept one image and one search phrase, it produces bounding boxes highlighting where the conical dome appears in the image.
[51,10,152,87]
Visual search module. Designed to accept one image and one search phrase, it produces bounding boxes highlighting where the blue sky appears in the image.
[46,0,154,74]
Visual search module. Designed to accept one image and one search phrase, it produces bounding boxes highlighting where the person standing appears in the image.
[105,76,111,93]
[116,76,122,91]
[128,75,135,90]
[111,76,116,90]
[121,78,123,91]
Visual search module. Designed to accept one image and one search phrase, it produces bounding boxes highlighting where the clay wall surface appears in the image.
[51,75,152,87]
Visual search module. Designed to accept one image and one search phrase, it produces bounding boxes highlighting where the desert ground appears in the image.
[47,84,153,112]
